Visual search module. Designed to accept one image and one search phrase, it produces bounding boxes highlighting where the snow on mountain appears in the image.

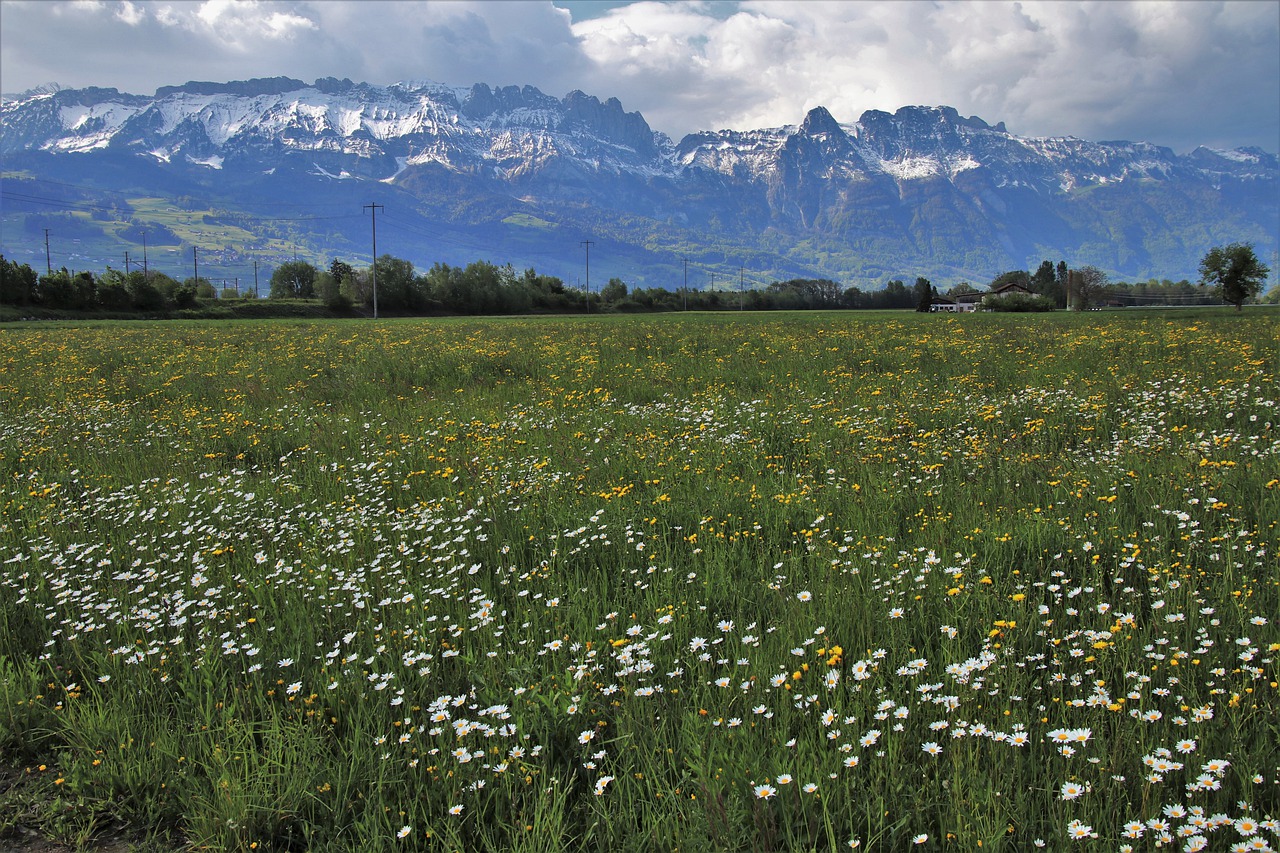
[3,78,1269,196]
[1,77,1274,289]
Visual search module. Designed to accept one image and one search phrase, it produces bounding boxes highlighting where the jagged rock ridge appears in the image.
[1,77,1275,288]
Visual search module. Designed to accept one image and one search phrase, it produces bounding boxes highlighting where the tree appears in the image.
[882,279,913,309]
[914,276,932,312]
[329,259,354,286]
[127,270,165,310]
[1198,242,1270,311]
[990,270,1032,289]
[0,255,38,305]
[1071,266,1108,310]
[601,277,628,304]
[372,255,417,311]
[315,271,350,310]
[269,261,318,299]
[1031,260,1056,294]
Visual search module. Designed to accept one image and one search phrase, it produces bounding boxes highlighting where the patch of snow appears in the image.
[187,154,223,169]
[880,156,941,180]
[45,134,110,152]
[1206,147,1257,163]
[310,162,351,180]
[380,157,410,183]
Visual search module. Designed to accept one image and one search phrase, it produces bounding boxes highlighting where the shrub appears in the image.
[981,292,1057,312]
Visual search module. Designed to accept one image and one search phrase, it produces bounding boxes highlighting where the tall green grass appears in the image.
[1,309,1277,851]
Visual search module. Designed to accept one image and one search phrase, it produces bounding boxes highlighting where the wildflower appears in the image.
[797,591,812,602]
[1061,781,1087,800]
[754,783,776,799]
[776,774,792,785]
[921,741,942,756]
[593,776,614,795]
[1233,817,1258,836]
[449,804,463,815]
[397,825,412,839]
[1067,819,1096,840]
[912,835,928,844]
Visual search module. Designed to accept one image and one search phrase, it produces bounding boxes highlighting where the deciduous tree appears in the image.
[1198,242,1270,310]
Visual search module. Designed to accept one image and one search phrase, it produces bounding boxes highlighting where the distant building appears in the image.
[988,281,1033,298]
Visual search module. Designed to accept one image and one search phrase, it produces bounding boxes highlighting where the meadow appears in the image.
[0,309,1277,852]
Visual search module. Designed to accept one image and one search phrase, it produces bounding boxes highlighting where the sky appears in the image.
[1,0,1277,153]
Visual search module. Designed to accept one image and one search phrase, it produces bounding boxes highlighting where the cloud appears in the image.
[570,0,1279,150]
[1,0,1275,152]
[115,1,145,25]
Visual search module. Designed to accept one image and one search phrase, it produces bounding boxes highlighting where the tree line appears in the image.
[2,243,1270,315]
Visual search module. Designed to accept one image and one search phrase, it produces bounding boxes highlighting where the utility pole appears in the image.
[142,230,148,278]
[44,228,51,275]
[364,203,383,319]
[125,251,131,275]
[740,265,745,310]
[580,240,594,311]
[193,246,198,289]
[682,257,688,311]
[253,260,259,298]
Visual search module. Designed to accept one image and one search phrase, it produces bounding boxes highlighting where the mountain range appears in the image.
[1,76,1276,291]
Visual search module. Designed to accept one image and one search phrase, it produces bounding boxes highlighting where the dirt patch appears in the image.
[0,762,167,853]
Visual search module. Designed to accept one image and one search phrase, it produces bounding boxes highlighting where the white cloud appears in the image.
[567,0,1278,150]
[115,1,145,25]
[1,0,1275,152]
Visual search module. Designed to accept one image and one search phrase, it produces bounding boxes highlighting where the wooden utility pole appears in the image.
[364,203,383,318]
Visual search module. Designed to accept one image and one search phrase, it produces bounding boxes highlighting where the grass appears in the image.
[0,308,1277,851]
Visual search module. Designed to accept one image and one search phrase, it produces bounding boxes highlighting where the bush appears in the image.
[981,293,1057,312]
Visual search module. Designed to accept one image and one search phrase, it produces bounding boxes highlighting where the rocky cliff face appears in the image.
[1,78,1275,287]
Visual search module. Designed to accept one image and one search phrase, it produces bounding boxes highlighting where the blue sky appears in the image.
[2,0,1277,152]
